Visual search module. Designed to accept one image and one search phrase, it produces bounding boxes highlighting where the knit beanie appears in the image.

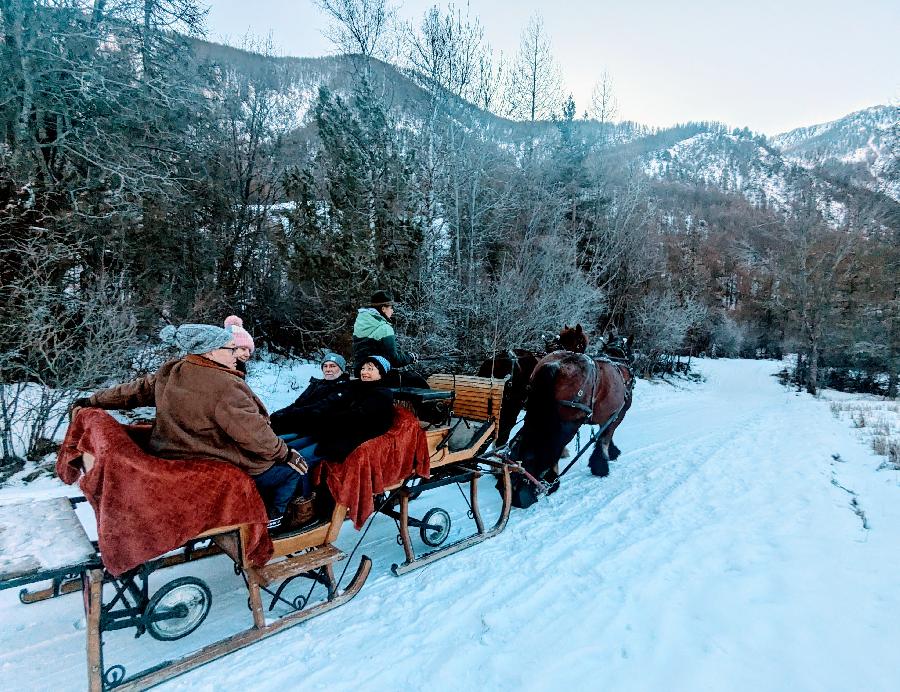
[358,355,391,378]
[224,315,255,353]
[160,324,233,355]
[322,352,347,372]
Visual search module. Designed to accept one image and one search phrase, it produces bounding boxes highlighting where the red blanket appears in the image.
[317,406,430,529]
[57,409,273,576]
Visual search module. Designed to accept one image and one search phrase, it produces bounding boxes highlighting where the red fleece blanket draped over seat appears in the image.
[57,409,273,576]
[316,406,430,529]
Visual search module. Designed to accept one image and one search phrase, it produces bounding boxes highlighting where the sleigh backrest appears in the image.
[426,374,506,422]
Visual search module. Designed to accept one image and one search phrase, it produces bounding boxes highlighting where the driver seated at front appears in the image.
[352,289,429,389]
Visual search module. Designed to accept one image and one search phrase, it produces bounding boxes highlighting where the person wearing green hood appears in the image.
[351,290,418,373]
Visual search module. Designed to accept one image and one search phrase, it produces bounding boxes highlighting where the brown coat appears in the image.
[88,355,287,476]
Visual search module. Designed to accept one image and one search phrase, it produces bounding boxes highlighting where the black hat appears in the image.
[369,289,394,307]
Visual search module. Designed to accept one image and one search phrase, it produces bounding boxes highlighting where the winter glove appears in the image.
[408,351,419,364]
[70,397,93,419]
[285,449,309,475]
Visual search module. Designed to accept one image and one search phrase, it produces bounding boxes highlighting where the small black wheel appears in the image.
[420,508,451,547]
[145,577,212,641]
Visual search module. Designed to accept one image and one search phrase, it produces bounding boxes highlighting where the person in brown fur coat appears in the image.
[73,323,306,529]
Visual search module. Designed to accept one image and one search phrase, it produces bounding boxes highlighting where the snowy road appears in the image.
[2,359,898,691]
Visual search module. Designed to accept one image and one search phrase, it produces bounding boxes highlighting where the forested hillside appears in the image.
[1,0,897,463]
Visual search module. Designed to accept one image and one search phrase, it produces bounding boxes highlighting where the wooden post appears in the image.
[398,492,415,564]
[469,474,484,534]
[246,572,266,629]
[83,568,104,692]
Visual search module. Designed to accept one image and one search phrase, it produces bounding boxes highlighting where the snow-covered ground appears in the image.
[2,358,899,691]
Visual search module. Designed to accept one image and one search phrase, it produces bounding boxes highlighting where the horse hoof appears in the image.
[512,485,538,509]
[589,462,609,477]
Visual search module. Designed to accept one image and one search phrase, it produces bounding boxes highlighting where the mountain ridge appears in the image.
[196,41,898,223]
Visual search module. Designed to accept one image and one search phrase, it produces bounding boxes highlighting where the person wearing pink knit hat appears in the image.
[224,315,255,373]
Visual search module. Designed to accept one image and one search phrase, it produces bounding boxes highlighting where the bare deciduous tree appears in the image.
[0,233,138,464]
[590,70,618,126]
[629,291,708,377]
[505,14,562,121]
[772,210,859,394]
[313,0,396,60]
[403,3,486,100]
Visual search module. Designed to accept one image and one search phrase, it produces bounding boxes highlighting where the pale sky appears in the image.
[204,0,899,135]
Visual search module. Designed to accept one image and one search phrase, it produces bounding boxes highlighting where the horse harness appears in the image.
[534,355,628,488]
[556,353,600,421]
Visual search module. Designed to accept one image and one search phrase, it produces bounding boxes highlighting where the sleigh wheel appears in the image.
[420,508,451,547]
[145,577,212,641]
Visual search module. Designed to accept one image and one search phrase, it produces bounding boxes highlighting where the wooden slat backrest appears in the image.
[426,374,506,422]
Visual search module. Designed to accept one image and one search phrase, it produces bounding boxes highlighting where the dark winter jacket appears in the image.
[352,307,414,371]
[313,379,394,462]
[86,355,288,476]
[269,373,351,435]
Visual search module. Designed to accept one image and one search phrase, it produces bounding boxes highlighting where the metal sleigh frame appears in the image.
[81,504,371,691]
[0,493,370,691]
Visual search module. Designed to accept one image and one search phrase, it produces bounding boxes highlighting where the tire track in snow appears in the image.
[384,366,791,686]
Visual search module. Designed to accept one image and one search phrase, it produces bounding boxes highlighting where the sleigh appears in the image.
[2,374,515,688]
[0,410,371,691]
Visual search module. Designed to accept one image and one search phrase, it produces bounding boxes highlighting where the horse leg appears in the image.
[511,476,539,509]
[607,394,633,461]
[587,439,610,477]
[607,417,623,460]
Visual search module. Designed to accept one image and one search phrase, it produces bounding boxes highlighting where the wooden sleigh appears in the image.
[382,374,513,575]
[0,448,371,692]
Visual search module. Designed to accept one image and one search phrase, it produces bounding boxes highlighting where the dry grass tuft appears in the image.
[828,399,900,470]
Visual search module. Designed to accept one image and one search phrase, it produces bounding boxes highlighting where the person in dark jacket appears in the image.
[270,352,351,437]
[291,355,395,475]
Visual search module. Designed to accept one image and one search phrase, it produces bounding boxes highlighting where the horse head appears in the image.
[603,331,634,363]
[558,323,589,353]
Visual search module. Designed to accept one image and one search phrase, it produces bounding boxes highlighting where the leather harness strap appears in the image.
[557,354,598,421]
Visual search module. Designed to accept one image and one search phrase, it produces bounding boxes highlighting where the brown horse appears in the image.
[477,325,588,444]
[508,351,630,508]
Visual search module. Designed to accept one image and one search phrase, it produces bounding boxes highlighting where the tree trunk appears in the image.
[806,338,818,395]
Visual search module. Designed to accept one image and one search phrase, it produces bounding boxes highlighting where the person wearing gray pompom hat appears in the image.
[72,322,310,529]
